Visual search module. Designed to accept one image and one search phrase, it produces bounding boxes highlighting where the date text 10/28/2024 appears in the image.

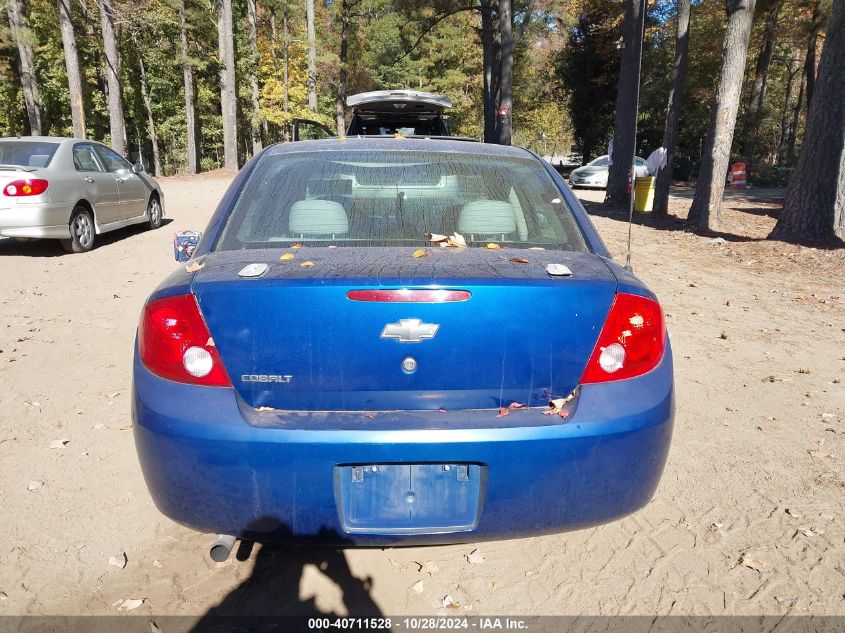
[307,618,529,630]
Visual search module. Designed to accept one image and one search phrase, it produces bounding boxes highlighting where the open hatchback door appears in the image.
[346,90,452,136]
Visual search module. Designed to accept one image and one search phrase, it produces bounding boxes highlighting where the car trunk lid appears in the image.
[191,247,617,411]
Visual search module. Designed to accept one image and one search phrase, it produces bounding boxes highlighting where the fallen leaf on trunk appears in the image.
[280,253,295,261]
[448,233,467,247]
[508,402,526,409]
[497,408,509,417]
[509,257,530,264]
[545,392,576,416]
[291,243,303,249]
[300,261,315,268]
[427,232,466,248]
[412,249,431,258]
[486,243,500,249]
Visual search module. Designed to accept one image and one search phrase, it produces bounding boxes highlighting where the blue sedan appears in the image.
[132,138,673,561]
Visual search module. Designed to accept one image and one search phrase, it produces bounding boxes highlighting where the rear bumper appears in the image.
[132,347,674,545]
[0,201,72,238]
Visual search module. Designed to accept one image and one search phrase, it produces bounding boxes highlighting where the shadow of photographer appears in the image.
[189,518,383,632]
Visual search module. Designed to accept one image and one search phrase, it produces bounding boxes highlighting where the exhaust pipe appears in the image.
[209,534,237,562]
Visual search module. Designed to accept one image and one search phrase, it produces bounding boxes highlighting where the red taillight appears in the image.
[138,294,231,387]
[3,179,49,197]
[580,293,666,384]
[347,289,471,302]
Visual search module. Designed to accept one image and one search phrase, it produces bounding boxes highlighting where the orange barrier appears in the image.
[729,162,747,188]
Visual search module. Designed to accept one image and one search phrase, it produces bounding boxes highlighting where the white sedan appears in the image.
[568,155,649,189]
[0,137,164,253]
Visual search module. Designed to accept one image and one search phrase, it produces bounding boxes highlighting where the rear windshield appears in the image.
[215,150,588,252]
[0,141,60,168]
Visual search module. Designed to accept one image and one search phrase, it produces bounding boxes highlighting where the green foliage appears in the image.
[0,0,831,182]
[557,0,623,162]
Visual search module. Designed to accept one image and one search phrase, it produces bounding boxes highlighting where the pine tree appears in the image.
[770,0,845,241]
[687,0,758,230]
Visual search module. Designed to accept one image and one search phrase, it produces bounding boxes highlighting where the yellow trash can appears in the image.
[634,176,655,212]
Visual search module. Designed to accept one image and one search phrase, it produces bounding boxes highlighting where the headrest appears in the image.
[458,200,516,235]
[289,200,349,235]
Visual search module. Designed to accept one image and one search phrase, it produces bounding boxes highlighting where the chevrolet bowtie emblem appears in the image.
[380,319,439,343]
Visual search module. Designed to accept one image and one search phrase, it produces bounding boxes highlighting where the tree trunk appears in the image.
[218,0,238,171]
[786,64,806,164]
[480,0,497,142]
[7,0,42,135]
[306,0,317,112]
[179,0,198,174]
[282,13,289,114]
[336,0,349,134]
[687,0,758,230]
[743,0,782,170]
[99,0,126,154]
[770,0,845,242]
[653,0,691,217]
[247,0,262,154]
[136,46,161,176]
[804,0,822,113]
[776,59,799,166]
[57,0,86,138]
[268,7,279,139]
[605,0,647,206]
[496,0,513,145]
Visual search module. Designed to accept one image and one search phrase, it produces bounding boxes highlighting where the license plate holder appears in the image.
[335,463,485,534]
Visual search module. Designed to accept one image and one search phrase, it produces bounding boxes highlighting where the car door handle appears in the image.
[114,177,125,183]
[83,177,95,183]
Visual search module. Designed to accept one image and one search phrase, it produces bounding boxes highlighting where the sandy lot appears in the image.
[0,176,843,619]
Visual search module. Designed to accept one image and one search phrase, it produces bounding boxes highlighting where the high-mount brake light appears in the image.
[347,289,471,303]
[139,294,231,387]
[580,293,666,384]
[3,179,49,197]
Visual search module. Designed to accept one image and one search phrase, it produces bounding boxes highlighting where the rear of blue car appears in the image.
[132,139,673,546]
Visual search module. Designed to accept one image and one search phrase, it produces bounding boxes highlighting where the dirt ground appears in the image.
[0,176,843,619]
